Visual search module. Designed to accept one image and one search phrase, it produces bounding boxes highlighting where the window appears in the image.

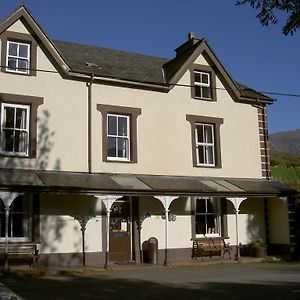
[1,31,37,76]
[191,64,216,101]
[194,71,211,99]
[0,194,32,241]
[97,104,141,163]
[195,123,215,166]
[0,93,43,158]
[1,103,30,156]
[107,114,130,161]
[186,115,223,168]
[6,41,30,74]
[195,197,221,237]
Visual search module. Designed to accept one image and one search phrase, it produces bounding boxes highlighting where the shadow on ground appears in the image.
[1,265,300,300]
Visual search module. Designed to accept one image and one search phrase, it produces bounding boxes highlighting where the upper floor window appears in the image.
[107,114,130,161]
[97,104,141,163]
[6,41,30,74]
[0,103,30,156]
[194,71,211,99]
[191,64,216,101]
[0,93,43,158]
[0,31,37,76]
[195,123,215,166]
[186,115,223,168]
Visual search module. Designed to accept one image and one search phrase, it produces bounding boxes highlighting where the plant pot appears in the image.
[251,246,267,258]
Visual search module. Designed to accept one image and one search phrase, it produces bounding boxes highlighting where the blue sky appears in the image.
[0,0,299,133]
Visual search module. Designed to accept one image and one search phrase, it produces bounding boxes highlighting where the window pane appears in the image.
[204,125,213,143]
[117,137,128,158]
[107,136,117,157]
[7,57,17,71]
[8,42,18,56]
[196,199,206,213]
[196,125,204,143]
[118,117,128,136]
[195,214,206,235]
[197,146,205,164]
[11,213,28,237]
[18,59,29,73]
[201,73,209,84]
[15,108,27,129]
[194,86,201,98]
[194,72,201,83]
[206,146,214,165]
[202,86,211,99]
[15,131,28,154]
[108,115,117,135]
[4,106,15,128]
[3,129,14,152]
[19,44,29,58]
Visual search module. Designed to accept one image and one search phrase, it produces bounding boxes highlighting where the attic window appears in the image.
[191,64,217,101]
[0,31,37,76]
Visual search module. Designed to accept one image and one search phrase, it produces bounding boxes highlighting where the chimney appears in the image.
[188,32,195,40]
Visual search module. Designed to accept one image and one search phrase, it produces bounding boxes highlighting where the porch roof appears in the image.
[0,169,294,197]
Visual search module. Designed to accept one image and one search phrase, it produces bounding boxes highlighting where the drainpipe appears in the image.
[87,75,94,174]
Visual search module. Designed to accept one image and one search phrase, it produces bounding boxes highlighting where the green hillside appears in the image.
[270,151,300,192]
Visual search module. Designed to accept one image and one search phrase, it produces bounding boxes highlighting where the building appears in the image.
[0,6,295,268]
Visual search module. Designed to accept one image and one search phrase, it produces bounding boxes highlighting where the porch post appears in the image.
[96,195,123,269]
[154,196,179,266]
[226,197,247,261]
[0,191,23,271]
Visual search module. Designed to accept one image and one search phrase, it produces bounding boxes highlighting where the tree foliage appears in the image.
[236,0,300,35]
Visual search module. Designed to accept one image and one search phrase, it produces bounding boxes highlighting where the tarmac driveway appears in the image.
[1,262,300,300]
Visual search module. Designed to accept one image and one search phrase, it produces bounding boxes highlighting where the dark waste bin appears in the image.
[142,237,158,264]
[147,237,158,264]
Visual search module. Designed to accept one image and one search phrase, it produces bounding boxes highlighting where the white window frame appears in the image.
[0,194,33,242]
[195,123,215,167]
[195,197,221,238]
[107,113,130,161]
[6,41,30,74]
[194,71,212,99]
[0,102,30,156]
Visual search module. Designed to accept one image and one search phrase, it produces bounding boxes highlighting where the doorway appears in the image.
[109,198,132,262]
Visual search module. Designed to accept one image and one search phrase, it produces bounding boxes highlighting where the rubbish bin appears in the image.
[147,237,158,264]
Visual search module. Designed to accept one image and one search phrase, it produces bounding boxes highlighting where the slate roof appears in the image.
[53,40,168,85]
[53,39,273,102]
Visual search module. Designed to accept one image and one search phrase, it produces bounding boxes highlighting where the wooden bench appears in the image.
[192,237,232,259]
[0,243,39,267]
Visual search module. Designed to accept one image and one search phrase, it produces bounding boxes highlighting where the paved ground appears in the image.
[1,262,300,299]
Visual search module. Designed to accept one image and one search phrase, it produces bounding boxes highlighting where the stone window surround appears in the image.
[97,104,141,163]
[0,31,37,76]
[186,114,223,168]
[0,92,44,158]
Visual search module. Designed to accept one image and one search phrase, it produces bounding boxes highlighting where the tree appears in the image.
[236,0,300,35]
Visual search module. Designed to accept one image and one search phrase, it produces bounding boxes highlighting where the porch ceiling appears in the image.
[0,169,294,197]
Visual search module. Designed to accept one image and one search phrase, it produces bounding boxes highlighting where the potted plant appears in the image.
[250,237,267,257]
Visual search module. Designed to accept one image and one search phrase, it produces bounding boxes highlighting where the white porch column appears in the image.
[154,195,179,266]
[0,191,24,270]
[95,194,123,269]
[226,197,247,261]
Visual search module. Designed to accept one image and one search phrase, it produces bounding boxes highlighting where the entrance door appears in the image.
[109,199,131,262]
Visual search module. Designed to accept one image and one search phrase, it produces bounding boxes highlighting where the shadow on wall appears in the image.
[0,109,61,170]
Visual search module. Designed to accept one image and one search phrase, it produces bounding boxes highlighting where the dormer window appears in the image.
[191,64,216,101]
[0,31,37,76]
[7,41,30,74]
[194,71,211,99]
